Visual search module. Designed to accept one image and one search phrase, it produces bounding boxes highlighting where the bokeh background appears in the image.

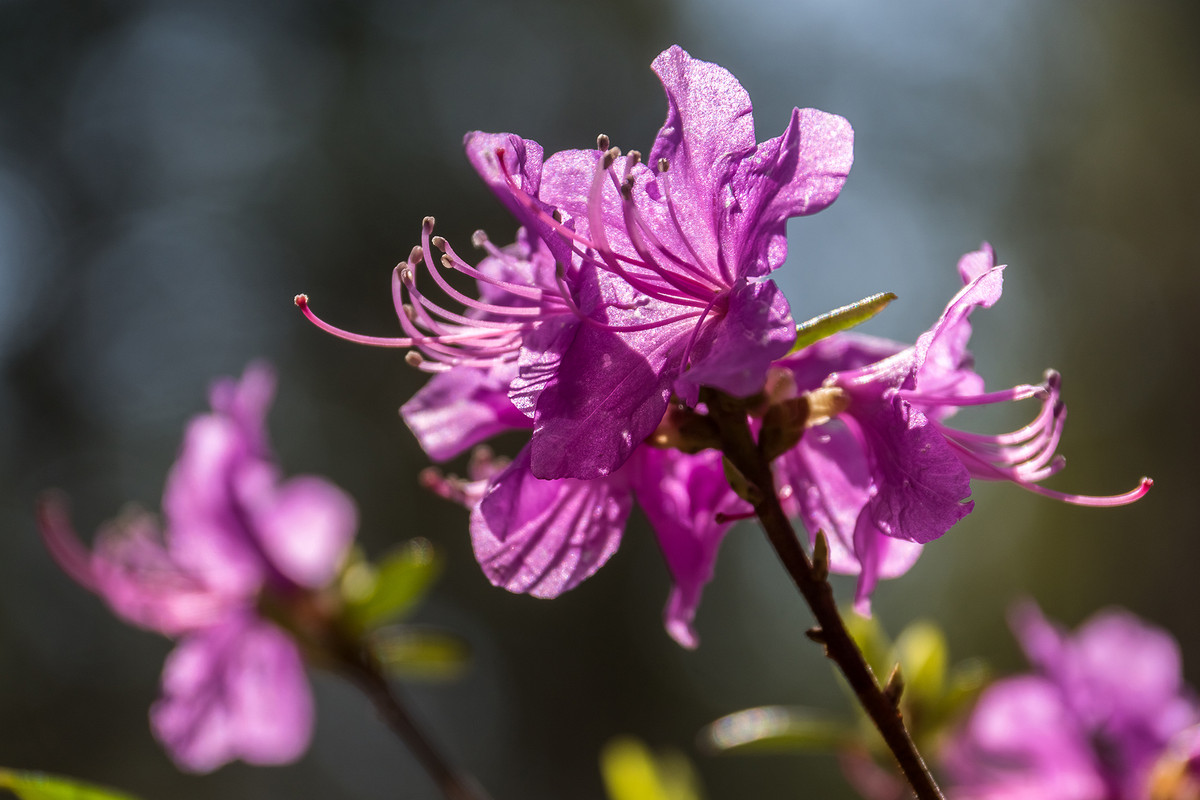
[2,1,1198,797]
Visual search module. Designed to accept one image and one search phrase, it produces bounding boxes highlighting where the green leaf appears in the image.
[342,539,441,632]
[894,621,948,706]
[0,769,141,800]
[600,738,703,800]
[789,292,897,354]
[940,658,990,718]
[369,625,470,681]
[842,610,892,678]
[700,706,859,754]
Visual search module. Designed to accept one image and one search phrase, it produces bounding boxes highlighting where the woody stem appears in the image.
[335,638,488,800]
[704,389,944,800]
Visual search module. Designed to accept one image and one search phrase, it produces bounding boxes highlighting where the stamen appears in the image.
[1013,476,1153,507]
[295,294,413,348]
[900,384,1047,407]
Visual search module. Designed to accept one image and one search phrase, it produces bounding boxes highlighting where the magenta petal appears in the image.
[529,306,688,480]
[470,446,633,598]
[151,617,313,772]
[633,447,749,648]
[778,332,906,393]
[729,107,854,277]
[402,364,530,461]
[463,132,571,266]
[238,466,357,590]
[943,675,1107,800]
[847,393,974,544]
[162,415,265,596]
[510,315,579,418]
[207,362,275,457]
[957,242,997,283]
[911,263,1004,396]
[776,422,922,616]
[675,278,794,402]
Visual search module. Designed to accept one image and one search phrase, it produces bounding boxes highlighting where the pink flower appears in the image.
[943,604,1199,800]
[39,364,357,772]
[775,245,1150,612]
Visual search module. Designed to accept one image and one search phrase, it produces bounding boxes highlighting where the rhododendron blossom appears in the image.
[405,364,749,650]
[943,604,1199,800]
[39,364,357,772]
[299,45,853,482]
[775,244,1150,612]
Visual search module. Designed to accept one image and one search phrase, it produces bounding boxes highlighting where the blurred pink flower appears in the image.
[39,364,357,772]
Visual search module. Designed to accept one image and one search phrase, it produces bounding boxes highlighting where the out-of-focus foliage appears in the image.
[703,615,987,759]
[0,769,140,800]
[600,738,703,800]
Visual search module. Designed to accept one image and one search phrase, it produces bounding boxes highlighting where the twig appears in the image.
[335,642,489,800]
[705,390,944,800]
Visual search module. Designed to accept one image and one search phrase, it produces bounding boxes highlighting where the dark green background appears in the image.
[2,1,1197,797]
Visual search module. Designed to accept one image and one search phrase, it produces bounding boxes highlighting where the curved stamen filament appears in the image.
[900,383,1047,407]
[295,295,414,348]
[415,222,544,320]
[656,161,722,284]
[495,149,709,308]
[617,173,723,298]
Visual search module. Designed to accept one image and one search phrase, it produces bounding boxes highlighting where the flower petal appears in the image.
[401,364,529,461]
[633,447,749,649]
[674,278,795,403]
[528,285,690,479]
[647,45,756,273]
[728,107,854,277]
[239,466,358,590]
[151,617,313,772]
[470,446,633,597]
[846,393,974,544]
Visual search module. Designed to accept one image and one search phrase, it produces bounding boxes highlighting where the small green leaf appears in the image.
[789,292,897,354]
[0,769,141,800]
[342,539,441,632]
[894,621,948,706]
[600,737,703,800]
[940,658,990,718]
[700,706,859,754]
[842,610,892,677]
[370,625,470,681]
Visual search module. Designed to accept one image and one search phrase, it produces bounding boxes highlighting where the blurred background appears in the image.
[2,0,1198,797]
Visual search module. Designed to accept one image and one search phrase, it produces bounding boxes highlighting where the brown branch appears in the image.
[705,390,944,800]
[335,641,489,800]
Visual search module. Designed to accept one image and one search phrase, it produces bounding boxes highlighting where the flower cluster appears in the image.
[943,604,1200,800]
[299,45,1147,645]
[39,364,357,772]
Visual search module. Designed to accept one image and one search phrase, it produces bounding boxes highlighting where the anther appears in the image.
[658,157,669,172]
[602,147,621,169]
[471,230,488,248]
[401,303,417,322]
[431,235,448,252]
[405,351,424,367]
[408,246,423,264]
[440,254,456,270]
[422,216,435,232]
[552,209,564,223]
[620,176,635,199]
[627,150,642,166]
[596,133,610,151]
[399,267,414,284]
